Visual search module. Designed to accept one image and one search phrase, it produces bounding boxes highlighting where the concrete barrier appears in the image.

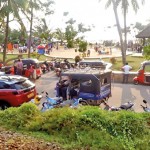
[112,71,137,83]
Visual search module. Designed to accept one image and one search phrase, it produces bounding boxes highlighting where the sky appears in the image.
[48,0,150,42]
[10,0,150,42]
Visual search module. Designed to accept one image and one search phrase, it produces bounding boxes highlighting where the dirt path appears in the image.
[0,128,62,150]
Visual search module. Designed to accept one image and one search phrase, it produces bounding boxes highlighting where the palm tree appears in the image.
[99,0,125,64]
[118,0,145,58]
[0,0,29,63]
[99,0,145,65]
[27,0,54,58]
[55,28,66,45]
[34,18,55,43]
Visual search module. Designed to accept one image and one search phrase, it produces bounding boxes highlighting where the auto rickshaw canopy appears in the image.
[60,69,112,94]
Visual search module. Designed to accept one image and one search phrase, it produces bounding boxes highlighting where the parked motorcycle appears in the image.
[30,91,44,105]
[41,92,83,112]
[55,67,61,77]
[100,99,134,111]
[41,63,50,74]
[141,100,150,112]
[41,92,63,112]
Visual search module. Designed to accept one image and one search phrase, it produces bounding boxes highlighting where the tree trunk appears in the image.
[112,0,126,65]
[28,0,33,58]
[123,1,127,64]
[3,0,10,64]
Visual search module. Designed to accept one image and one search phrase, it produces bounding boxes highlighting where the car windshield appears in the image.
[14,79,34,90]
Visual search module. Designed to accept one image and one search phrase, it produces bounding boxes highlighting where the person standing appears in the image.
[121,62,132,83]
[87,49,91,57]
[16,59,23,75]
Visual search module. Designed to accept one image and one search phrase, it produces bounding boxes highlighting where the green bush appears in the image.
[74,55,81,63]
[0,103,40,129]
[110,57,117,64]
[143,45,150,60]
[78,41,87,53]
[0,105,150,150]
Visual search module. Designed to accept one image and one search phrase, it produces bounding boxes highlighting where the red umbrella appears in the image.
[37,45,45,49]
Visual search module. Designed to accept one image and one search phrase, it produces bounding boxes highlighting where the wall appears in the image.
[112,71,137,83]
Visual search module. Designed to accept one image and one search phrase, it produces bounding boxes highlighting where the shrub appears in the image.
[78,41,87,53]
[110,57,117,64]
[0,105,150,150]
[143,45,150,60]
[0,103,40,129]
[74,55,81,63]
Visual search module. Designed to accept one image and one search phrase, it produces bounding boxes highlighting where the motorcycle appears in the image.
[141,100,150,112]
[41,63,50,74]
[55,67,61,77]
[41,92,83,112]
[100,99,134,111]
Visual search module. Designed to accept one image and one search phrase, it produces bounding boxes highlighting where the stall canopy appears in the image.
[136,25,150,38]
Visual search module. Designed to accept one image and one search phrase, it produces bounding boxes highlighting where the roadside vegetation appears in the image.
[0,103,149,150]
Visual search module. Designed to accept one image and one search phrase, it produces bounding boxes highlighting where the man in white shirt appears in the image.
[122,62,132,83]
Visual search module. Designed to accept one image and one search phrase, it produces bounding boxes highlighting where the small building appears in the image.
[136,24,150,45]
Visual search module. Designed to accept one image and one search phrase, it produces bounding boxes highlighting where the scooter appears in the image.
[55,67,61,77]
[30,91,44,105]
[41,63,50,74]
[41,92,63,112]
[41,92,83,112]
[141,100,150,112]
[100,99,134,111]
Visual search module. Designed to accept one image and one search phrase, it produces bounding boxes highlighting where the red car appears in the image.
[0,74,37,110]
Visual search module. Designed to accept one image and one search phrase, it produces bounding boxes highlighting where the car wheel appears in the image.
[0,102,10,110]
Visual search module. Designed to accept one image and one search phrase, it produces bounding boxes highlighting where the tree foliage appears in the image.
[143,45,150,60]
[78,40,87,53]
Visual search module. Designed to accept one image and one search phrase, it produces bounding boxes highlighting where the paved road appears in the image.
[35,71,150,112]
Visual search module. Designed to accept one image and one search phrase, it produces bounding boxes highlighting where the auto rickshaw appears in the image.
[59,68,112,105]
[79,58,106,69]
[14,58,42,79]
[79,58,112,70]
[133,61,150,85]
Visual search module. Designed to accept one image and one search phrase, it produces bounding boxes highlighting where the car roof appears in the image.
[0,75,27,84]
[14,58,39,63]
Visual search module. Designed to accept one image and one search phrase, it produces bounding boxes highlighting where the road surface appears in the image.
[35,71,150,112]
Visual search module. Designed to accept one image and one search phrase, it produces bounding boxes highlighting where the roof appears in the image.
[136,25,150,38]
[141,61,150,65]
[61,69,112,81]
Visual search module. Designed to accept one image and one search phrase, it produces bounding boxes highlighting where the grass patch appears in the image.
[0,103,150,150]
[102,56,145,71]
[0,53,52,64]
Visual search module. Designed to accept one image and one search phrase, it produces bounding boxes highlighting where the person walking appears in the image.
[121,62,132,83]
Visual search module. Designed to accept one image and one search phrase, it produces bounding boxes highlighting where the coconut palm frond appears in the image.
[105,0,112,9]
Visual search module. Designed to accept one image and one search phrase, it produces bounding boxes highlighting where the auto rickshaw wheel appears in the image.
[133,80,139,85]
[79,100,88,105]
